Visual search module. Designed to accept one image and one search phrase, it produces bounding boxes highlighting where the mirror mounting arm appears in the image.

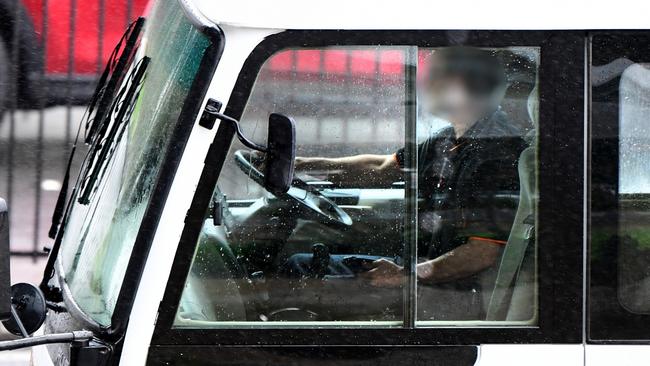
[214,112,268,153]
[201,102,268,153]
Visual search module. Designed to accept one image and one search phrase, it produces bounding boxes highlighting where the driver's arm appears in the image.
[416,238,503,284]
[418,155,520,284]
[361,238,503,288]
[295,154,402,187]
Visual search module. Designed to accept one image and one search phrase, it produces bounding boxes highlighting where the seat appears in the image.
[485,146,537,321]
[176,222,249,322]
[484,55,539,320]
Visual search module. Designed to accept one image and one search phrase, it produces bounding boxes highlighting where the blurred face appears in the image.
[425,52,504,125]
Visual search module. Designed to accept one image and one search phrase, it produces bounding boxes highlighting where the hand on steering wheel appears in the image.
[234,150,352,227]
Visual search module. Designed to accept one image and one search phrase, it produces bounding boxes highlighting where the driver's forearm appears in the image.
[416,239,502,285]
[295,154,402,187]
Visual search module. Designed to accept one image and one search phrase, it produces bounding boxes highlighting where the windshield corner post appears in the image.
[403,46,418,328]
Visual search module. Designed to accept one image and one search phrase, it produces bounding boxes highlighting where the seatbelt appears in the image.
[486,147,536,321]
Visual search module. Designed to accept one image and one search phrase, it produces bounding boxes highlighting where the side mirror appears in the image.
[263,113,296,196]
[2,283,47,336]
[203,105,296,195]
[0,198,10,321]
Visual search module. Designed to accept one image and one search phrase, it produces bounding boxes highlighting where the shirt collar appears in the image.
[456,107,501,142]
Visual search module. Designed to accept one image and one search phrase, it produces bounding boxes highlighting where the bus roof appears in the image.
[191,0,650,30]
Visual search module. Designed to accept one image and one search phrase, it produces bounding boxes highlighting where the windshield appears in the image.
[57,0,212,326]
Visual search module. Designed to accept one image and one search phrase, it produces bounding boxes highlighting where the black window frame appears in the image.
[152,30,585,347]
[589,31,650,343]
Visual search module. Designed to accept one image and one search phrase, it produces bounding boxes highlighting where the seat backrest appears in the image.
[486,146,537,321]
[176,222,248,322]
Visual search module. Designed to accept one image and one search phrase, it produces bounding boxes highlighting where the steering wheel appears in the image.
[234,150,352,227]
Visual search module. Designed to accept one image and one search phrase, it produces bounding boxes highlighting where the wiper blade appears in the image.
[85,18,145,145]
[78,56,150,204]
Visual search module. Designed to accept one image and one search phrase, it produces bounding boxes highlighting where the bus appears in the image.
[2,0,650,364]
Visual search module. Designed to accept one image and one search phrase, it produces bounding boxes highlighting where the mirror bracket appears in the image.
[199,99,268,153]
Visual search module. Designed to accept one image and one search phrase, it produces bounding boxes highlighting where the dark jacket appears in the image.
[396,110,527,259]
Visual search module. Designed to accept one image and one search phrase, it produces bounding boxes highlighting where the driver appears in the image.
[284,47,527,318]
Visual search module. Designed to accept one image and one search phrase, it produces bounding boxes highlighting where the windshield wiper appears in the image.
[85,18,145,144]
[42,18,147,301]
[47,17,145,239]
[78,56,150,204]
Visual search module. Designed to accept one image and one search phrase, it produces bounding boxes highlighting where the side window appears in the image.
[415,47,539,324]
[590,34,650,340]
[176,46,411,326]
[173,45,540,328]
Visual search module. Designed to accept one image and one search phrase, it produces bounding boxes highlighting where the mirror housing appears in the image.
[264,113,296,196]
[2,283,47,336]
[0,198,10,321]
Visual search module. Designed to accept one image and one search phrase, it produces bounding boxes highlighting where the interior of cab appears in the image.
[174,46,540,326]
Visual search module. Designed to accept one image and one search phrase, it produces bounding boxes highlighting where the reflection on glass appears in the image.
[617,64,650,313]
[619,64,650,194]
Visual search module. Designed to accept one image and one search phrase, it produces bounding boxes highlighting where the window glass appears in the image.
[617,63,650,313]
[175,46,411,327]
[58,0,211,326]
[416,47,539,324]
[174,46,540,328]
